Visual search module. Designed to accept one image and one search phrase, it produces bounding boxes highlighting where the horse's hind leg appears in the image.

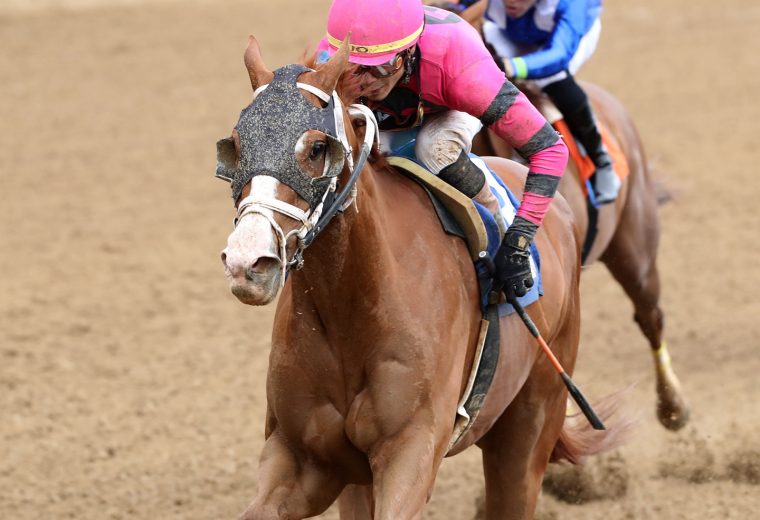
[601,197,689,430]
[478,356,569,519]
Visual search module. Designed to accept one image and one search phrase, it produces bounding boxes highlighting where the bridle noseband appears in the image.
[218,68,378,286]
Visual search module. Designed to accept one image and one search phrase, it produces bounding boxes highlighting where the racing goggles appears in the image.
[352,50,409,78]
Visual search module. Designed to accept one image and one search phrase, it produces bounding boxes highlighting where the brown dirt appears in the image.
[1,0,759,518]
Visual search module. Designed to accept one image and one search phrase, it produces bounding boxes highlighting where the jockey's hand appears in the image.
[493,229,534,301]
[502,58,515,80]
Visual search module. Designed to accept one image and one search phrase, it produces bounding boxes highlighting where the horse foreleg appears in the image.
[478,357,568,520]
[602,228,690,430]
[338,484,373,520]
[367,429,444,520]
[239,430,344,520]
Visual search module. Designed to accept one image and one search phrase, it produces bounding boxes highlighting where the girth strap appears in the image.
[447,302,501,452]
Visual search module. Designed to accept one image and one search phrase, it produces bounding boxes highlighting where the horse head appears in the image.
[217,36,375,305]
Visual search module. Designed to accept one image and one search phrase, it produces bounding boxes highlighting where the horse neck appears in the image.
[295,160,388,306]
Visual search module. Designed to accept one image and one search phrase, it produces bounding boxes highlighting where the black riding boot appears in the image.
[543,76,620,204]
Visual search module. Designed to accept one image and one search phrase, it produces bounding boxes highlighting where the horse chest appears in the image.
[344,391,383,453]
[344,378,426,453]
[268,381,378,458]
[279,399,353,459]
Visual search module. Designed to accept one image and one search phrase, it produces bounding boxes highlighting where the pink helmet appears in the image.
[325,0,425,66]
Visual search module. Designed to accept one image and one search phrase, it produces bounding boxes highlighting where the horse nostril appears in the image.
[245,259,261,281]
[245,257,280,281]
[220,251,228,266]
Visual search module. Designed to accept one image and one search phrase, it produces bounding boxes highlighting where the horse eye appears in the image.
[309,141,326,161]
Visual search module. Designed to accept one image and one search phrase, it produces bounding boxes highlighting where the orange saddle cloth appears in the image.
[552,119,629,195]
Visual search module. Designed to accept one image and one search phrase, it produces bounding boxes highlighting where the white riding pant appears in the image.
[377,110,483,173]
[483,18,602,89]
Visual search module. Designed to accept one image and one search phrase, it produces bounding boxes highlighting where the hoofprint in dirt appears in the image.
[1,0,759,519]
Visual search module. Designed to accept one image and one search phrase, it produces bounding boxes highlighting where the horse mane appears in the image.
[300,46,317,69]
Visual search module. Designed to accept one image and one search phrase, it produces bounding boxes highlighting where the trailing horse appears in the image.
[471,80,690,431]
[217,37,626,520]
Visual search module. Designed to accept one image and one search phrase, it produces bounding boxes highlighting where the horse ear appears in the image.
[243,35,274,91]
[314,35,350,94]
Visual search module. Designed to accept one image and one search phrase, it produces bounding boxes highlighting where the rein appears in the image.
[233,83,378,285]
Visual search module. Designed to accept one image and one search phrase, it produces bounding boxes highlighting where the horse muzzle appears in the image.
[221,216,284,305]
[222,251,282,305]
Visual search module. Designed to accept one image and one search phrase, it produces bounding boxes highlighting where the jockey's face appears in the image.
[339,52,409,103]
[503,0,536,18]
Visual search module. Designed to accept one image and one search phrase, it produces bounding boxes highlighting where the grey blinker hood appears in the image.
[216,64,347,207]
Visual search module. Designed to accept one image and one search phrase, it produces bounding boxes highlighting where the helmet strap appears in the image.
[402,47,418,84]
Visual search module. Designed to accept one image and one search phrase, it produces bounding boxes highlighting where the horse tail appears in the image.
[550,389,637,465]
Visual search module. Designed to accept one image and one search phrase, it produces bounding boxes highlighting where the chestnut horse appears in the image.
[471,83,690,431]
[218,38,624,520]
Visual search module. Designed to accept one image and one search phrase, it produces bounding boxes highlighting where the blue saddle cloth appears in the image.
[390,140,542,316]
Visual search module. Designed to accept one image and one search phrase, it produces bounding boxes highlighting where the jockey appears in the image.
[316,0,569,300]
[483,0,621,203]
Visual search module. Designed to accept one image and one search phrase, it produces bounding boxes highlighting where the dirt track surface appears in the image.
[1,0,759,518]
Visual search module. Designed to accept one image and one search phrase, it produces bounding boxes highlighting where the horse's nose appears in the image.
[245,257,280,280]
[221,248,250,278]
[222,248,279,280]
[221,249,232,274]
[221,247,246,278]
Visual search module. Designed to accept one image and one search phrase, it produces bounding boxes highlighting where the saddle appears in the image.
[386,155,488,260]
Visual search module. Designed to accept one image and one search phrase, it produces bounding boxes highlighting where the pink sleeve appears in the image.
[440,51,566,176]
[437,42,568,226]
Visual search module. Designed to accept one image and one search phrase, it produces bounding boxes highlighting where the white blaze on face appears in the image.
[222,176,282,277]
